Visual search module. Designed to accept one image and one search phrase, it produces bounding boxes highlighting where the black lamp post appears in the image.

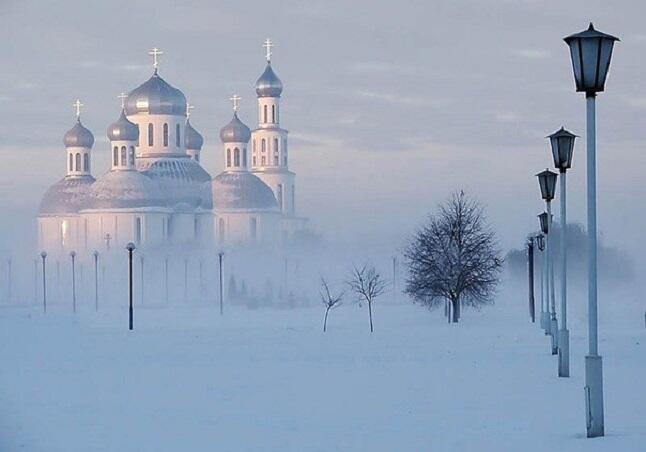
[40,252,47,314]
[70,251,77,314]
[565,22,619,438]
[126,242,135,331]
[527,238,535,323]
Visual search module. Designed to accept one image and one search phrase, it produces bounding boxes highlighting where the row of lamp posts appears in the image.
[528,22,618,438]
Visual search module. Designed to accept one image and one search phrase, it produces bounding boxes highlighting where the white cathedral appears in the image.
[37,42,306,257]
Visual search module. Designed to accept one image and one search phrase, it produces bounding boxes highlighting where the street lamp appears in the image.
[218,251,224,315]
[537,169,558,354]
[538,214,550,336]
[93,251,99,312]
[549,127,577,378]
[126,242,136,331]
[564,22,619,438]
[40,252,47,314]
[70,251,77,314]
[535,234,546,330]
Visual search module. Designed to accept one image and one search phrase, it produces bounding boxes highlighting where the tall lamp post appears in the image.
[40,252,47,314]
[527,237,535,323]
[536,233,546,329]
[549,127,577,378]
[126,242,135,331]
[93,251,99,312]
[564,22,618,438]
[537,170,558,353]
[218,251,224,315]
[70,251,77,313]
[538,210,555,353]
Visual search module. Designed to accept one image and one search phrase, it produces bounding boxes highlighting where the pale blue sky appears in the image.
[0,0,644,260]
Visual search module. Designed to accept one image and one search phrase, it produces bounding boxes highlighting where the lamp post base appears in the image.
[558,329,570,377]
[550,316,559,354]
[584,355,604,438]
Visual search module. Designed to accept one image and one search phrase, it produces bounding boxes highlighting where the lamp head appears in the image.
[126,242,136,252]
[536,169,558,201]
[40,251,47,259]
[548,127,577,171]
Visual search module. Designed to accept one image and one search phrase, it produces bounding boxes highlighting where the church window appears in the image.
[226,148,231,167]
[253,140,256,153]
[135,217,142,244]
[263,105,268,123]
[261,156,266,166]
[69,153,73,171]
[194,218,199,239]
[167,218,173,238]
[83,153,89,172]
[148,123,154,146]
[129,147,135,166]
[163,123,169,147]
[121,146,127,166]
[218,218,225,243]
[113,147,119,166]
[250,217,257,241]
[277,184,283,210]
[271,105,275,123]
[243,148,247,167]
[176,123,181,147]
[234,148,240,167]
[61,220,69,247]
[284,156,287,166]
[75,153,81,171]
[274,154,279,165]
[261,139,266,152]
[253,156,257,166]
[274,138,279,153]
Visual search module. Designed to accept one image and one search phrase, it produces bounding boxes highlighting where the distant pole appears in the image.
[139,255,144,306]
[218,252,224,315]
[70,251,77,314]
[56,260,60,302]
[184,258,188,303]
[7,257,11,303]
[126,243,135,330]
[164,256,169,304]
[40,252,47,313]
[199,259,204,302]
[527,239,535,323]
[392,256,397,292]
[33,258,38,304]
[93,251,99,311]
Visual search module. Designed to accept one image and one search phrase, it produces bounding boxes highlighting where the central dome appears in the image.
[125,71,187,116]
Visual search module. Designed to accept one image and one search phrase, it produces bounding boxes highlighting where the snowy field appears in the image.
[0,285,644,451]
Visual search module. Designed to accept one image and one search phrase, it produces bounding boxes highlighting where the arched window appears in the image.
[243,148,247,167]
[194,218,199,238]
[163,123,169,147]
[234,148,240,167]
[218,218,225,243]
[69,153,74,171]
[250,217,257,240]
[252,140,256,153]
[284,155,287,166]
[83,153,89,171]
[129,146,135,166]
[176,123,181,147]
[226,148,231,167]
[113,146,119,166]
[135,217,142,244]
[272,105,276,123]
[75,153,81,171]
[148,123,154,146]
[261,139,266,152]
[263,105,268,123]
[274,154,279,165]
[277,184,283,210]
[261,156,266,166]
[274,138,279,154]
[253,156,257,166]
[121,146,127,166]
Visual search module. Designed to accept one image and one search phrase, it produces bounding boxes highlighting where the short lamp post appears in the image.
[218,251,224,315]
[93,251,99,312]
[70,251,77,314]
[126,242,136,331]
[537,169,558,354]
[549,127,577,378]
[40,252,47,314]
[564,22,619,438]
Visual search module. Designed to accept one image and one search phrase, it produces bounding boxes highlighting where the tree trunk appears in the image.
[323,307,329,332]
[451,298,459,323]
[447,299,451,324]
[368,300,374,332]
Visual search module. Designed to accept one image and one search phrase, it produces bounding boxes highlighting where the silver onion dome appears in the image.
[219,112,251,143]
[84,170,166,210]
[255,63,283,98]
[212,171,278,210]
[63,119,95,148]
[107,110,139,141]
[185,119,204,150]
[39,175,96,215]
[125,71,187,116]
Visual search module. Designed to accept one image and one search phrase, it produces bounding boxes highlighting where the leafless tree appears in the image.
[347,264,386,332]
[319,277,344,332]
[404,191,502,323]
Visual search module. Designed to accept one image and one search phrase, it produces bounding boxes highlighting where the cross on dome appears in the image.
[148,47,163,70]
[230,94,241,112]
[117,92,128,109]
[73,99,83,119]
[263,38,274,62]
[186,102,195,118]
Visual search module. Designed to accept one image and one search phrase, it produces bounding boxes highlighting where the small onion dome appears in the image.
[85,170,166,210]
[107,110,139,142]
[125,71,187,116]
[219,112,251,143]
[63,119,95,148]
[255,63,283,98]
[185,119,204,150]
[39,175,96,215]
[212,171,278,210]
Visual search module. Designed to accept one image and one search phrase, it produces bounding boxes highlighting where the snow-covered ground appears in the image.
[0,284,644,451]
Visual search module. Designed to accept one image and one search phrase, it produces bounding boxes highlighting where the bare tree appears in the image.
[347,264,386,332]
[319,278,344,332]
[404,191,502,323]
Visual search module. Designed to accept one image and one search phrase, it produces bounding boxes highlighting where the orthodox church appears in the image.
[37,41,306,257]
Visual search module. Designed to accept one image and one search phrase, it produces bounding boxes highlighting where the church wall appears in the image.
[37,215,82,256]
[81,211,170,252]
[214,211,281,248]
[253,171,296,216]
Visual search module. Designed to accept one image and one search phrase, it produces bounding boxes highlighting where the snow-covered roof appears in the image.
[212,171,278,211]
[39,175,96,215]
